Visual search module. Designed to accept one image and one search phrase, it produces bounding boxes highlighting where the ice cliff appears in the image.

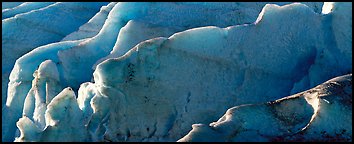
[2,2,351,142]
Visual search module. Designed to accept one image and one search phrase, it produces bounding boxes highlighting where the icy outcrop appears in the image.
[2,3,109,141]
[22,60,63,130]
[14,116,42,142]
[2,40,84,142]
[178,74,352,142]
[15,88,88,142]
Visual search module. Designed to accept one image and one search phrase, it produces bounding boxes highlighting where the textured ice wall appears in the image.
[86,2,351,141]
[291,2,352,95]
[2,3,109,142]
[16,88,89,142]
[2,2,107,73]
[5,2,324,142]
[178,74,352,142]
[2,2,352,142]
[2,2,108,109]
[2,2,121,140]
[2,2,24,10]
[2,40,84,142]
[93,2,323,68]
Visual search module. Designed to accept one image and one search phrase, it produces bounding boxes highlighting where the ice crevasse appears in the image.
[1,2,351,142]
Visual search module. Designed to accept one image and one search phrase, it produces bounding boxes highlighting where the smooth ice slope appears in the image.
[178,74,352,142]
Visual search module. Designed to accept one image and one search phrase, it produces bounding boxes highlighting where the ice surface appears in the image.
[14,116,42,142]
[2,2,351,142]
[16,88,89,142]
[24,60,62,130]
[3,2,116,141]
[93,2,323,69]
[322,2,335,14]
[292,2,352,94]
[5,2,322,141]
[178,74,352,142]
[2,2,108,73]
[2,2,55,20]
[2,2,24,10]
[41,87,88,142]
[61,2,117,41]
[3,41,83,141]
[89,2,351,141]
[2,2,108,110]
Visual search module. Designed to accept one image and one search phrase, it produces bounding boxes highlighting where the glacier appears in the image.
[1,2,352,142]
[61,2,117,41]
[2,2,56,20]
[2,2,108,108]
[2,2,24,10]
[178,74,352,142]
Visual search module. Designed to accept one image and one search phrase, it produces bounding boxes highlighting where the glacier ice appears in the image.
[2,2,56,20]
[16,88,89,142]
[24,60,62,130]
[2,2,24,10]
[1,2,351,142]
[178,74,352,142]
[2,2,108,73]
[61,2,117,41]
[2,2,108,109]
[89,2,349,141]
[5,2,322,141]
[93,2,323,68]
